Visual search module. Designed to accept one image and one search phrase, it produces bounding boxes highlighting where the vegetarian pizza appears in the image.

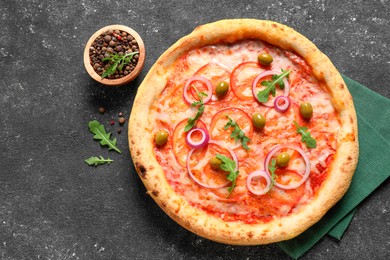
[129,19,358,245]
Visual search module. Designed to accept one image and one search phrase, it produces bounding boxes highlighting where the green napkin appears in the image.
[327,208,356,240]
[277,75,390,259]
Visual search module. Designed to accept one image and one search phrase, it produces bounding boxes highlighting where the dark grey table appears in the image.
[1,1,389,259]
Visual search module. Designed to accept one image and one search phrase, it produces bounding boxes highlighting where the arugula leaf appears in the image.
[184,91,207,132]
[216,154,239,197]
[89,120,122,153]
[223,116,250,150]
[256,69,291,103]
[268,159,277,191]
[101,51,138,78]
[293,120,317,148]
[85,156,113,166]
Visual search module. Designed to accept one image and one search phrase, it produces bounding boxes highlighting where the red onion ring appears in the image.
[246,170,272,195]
[251,70,290,107]
[264,144,310,189]
[185,128,209,149]
[186,140,238,189]
[183,76,213,104]
[273,95,290,113]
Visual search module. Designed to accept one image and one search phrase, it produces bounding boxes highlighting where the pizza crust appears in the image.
[129,19,358,245]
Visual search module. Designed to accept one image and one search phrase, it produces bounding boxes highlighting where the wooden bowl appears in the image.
[83,25,146,86]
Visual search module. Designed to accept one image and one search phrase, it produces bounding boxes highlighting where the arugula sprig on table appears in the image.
[89,120,122,153]
[293,120,317,148]
[85,156,113,166]
[216,154,239,197]
[101,51,139,78]
[257,69,291,103]
[184,91,207,132]
[223,116,250,150]
[85,120,121,167]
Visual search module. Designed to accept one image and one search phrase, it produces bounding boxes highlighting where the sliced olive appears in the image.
[216,81,229,98]
[155,130,169,146]
[276,152,290,167]
[300,102,313,119]
[252,112,266,130]
[257,52,273,66]
[209,156,222,171]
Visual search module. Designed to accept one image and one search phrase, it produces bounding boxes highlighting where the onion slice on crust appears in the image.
[246,170,272,195]
[274,95,290,113]
[183,76,213,104]
[186,140,238,189]
[251,70,290,107]
[185,128,209,149]
[264,144,310,189]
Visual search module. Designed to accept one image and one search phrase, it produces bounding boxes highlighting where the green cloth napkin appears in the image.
[277,75,390,259]
[327,208,356,240]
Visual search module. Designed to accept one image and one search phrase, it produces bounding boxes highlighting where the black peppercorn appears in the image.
[104,35,111,42]
[98,106,106,114]
[109,40,116,47]
[118,117,126,125]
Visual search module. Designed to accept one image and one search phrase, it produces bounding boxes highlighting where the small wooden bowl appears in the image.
[83,25,145,86]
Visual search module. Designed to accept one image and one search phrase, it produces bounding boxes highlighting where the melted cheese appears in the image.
[151,40,340,223]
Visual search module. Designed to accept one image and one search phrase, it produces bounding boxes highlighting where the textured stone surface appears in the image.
[0,0,389,259]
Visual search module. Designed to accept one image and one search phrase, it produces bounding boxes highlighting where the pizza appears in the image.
[128,19,358,245]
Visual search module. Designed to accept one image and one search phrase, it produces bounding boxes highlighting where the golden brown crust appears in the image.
[128,19,358,245]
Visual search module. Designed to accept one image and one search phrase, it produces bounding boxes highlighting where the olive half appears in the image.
[276,152,290,167]
[155,130,169,146]
[258,53,273,66]
[252,112,266,130]
[215,81,229,98]
[210,156,223,170]
[300,102,313,119]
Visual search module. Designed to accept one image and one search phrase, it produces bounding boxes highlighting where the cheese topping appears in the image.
[150,40,340,223]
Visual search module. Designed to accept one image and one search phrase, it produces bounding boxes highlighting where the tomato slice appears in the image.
[245,172,306,217]
[273,168,304,187]
[212,160,257,202]
[173,119,207,166]
[172,119,207,167]
[267,170,306,206]
[263,106,296,138]
[209,108,253,150]
[210,185,245,202]
[189,63,231,101]
[187,141,233,188]
[194,63,230,87]
[230,62,264,101]
[266,186,305,215]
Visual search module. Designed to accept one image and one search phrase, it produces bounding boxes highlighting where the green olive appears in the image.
[252,112,266,130]
[276,152,290,167]
[209,156,223,171]
[155,130,169,146]
[257,53,273,66]
[215,81,229,98]
[300,102,313,119]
